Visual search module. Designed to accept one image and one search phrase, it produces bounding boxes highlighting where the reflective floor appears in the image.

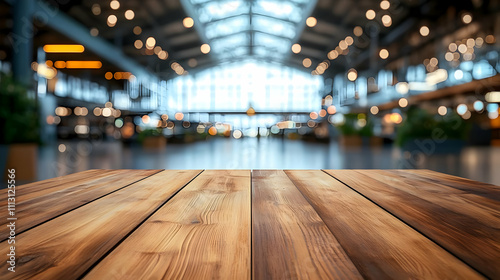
[34,137,500,185]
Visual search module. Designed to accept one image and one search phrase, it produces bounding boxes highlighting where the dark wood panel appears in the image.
[0,169,161,240]
[252,170,362,279]
[397,169,500,201]
[325,169,500,279]
[0,170,202,280]
[84,170,251,280]
[288,170,483,280]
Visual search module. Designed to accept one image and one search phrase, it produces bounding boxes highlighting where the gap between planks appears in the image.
[286,170,484,279]
[323,170,500,278]
[83,170,251,280]
[0,169,163,241]
[0,170,203,280]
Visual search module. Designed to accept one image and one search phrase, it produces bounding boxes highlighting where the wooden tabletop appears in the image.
[1,169,499,279]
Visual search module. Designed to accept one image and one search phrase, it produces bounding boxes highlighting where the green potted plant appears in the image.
[396,106,469,153]
[0,73,40,181]
[137,127,166,149]
[337,113,381,146]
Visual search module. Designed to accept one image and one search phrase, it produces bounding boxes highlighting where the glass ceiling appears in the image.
[184,0,316,61]
[163,59,323,113]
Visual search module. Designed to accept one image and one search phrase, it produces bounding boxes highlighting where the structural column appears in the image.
[12,0,35,85]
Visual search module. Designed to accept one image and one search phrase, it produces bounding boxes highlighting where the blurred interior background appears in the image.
[1,0,500,185]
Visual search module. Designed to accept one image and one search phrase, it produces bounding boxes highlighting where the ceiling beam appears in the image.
[18,0,156,80]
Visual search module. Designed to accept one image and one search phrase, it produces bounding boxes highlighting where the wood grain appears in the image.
[252,170,362,280]
[84,170,251,280]
[399,169,500,202]
[0,169,107,207]
[325,169,500,279]
[0,170,201,280]
[0,169,160,240]
[287,170,483,280]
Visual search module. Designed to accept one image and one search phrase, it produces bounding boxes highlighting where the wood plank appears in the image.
[325,169,500,279]
[0,170,202,280]
[0,169,109,205]
[0,169,161,240]
[287,170,483,280]
[84,170,251,280]
[252,170,362,279]
[398,169,500,202]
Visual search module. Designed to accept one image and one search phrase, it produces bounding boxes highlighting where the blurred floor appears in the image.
[36,137,500,185]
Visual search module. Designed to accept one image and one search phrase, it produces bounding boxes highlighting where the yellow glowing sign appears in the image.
[43,44,85,53]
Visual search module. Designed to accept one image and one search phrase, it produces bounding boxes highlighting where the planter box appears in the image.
[369,136,384,147]
[3,143,37,181]
[142,136,166,149]
[339,135,363,147]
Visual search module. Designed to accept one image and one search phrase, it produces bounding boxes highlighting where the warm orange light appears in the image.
[399,98,408,108]
[114,72,122,79]
[154,46,162,55]
[306,17,317,27]
[327,50,338,60]
[420,26,430,37]
[379,49,389,59]
[319,109,327,118]
[291,43,301,53]
[54,61,66,68]
[208,127,217,136]
[183,17,194,28]
[302,58,312,68]
[146,37,156,49]
[65,61,102,69]
[345,36,354,45]
[353,26,363,36]
[201,44,211,54]
[110,0,120,10]
[390,113,403,124]
[366,10,376,20]
[175,112,184,120]
[158,51,168,60]
[43,44,85,53]
[327,105,336,115]
[347,68,357,81]
[105,72,113,80]
[380,0,390,10]
[310,112,318,119]
[125,10,135,20]
[246,107,256,116]
[133,26,142,35]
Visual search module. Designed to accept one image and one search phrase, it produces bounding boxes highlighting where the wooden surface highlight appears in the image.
[0,169,160,240]
[84,170,251,280]
[0,170,201,280]
[400,169,500,202]
[287,170,483,280]
[325,169,500,279]
[252,170,362,280]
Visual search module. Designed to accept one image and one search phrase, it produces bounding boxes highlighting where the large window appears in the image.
[163,60,323,113]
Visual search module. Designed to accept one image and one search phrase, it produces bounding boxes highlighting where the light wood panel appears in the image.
[0,169,107,209]
[325,169,500,279]
[287,170,483,280]
[0,169,160,240]
[0,170,202,280]
[84,170,251,280]
[252,170,362,280]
